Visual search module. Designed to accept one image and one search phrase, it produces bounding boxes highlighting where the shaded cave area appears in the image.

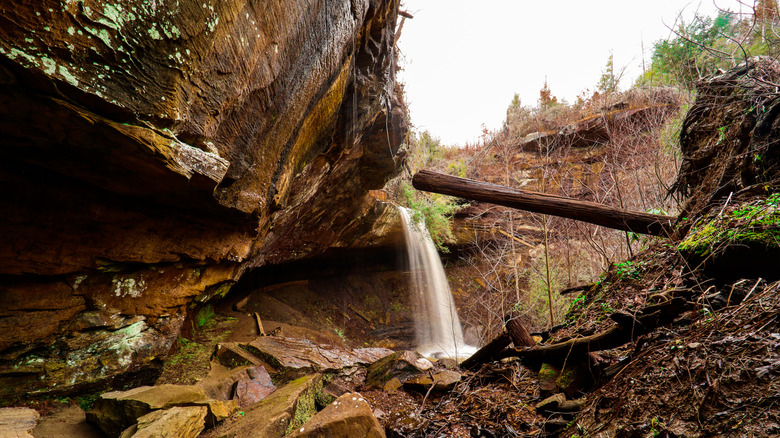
[197,244,419,354]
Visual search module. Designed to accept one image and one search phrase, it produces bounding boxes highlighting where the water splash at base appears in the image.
[398,207,476,361]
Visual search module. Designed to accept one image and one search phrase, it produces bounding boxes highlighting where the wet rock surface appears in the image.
[32,404,103,438]
[0,0,406,397]
[242,336,394,376]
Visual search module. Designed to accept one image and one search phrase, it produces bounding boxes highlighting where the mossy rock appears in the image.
[677,196,780,283]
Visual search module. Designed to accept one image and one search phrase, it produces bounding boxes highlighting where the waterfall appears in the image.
[398,207,476,360]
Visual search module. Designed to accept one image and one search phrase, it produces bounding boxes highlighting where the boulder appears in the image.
[233,366,277,407]
[200,374,323,438]
[365,351,433,389]
[287,392,385,438]
[0,407,39,438]
[674,57,780,215]
[119,406,207,438]
[241,337,393,376]
[195,361,276,407]
[538,362,560,393]
[537,362,589,397]
[86,384,236,437]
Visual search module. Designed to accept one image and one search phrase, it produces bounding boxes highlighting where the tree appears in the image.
[597,53,619,95]
[538,78,557,108]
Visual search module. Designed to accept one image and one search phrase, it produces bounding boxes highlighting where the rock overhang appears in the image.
[0,0,407,397]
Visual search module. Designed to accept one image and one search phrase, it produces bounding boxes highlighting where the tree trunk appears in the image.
[412,170,675,236]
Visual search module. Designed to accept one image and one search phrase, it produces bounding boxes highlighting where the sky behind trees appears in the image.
[397,0,735,145]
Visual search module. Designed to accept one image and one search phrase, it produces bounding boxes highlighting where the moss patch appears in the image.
[285,375,324,435]
[678,194,780,257]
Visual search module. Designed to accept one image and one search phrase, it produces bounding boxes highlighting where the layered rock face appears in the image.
[0,0,406,397]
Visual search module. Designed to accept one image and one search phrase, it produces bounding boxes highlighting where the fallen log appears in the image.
[504,297,690,365]
[460,332,511,370]
[461,315,534,370]
[412,170,675,236]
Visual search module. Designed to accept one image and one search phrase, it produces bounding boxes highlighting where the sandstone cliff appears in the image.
[0,0,406,397]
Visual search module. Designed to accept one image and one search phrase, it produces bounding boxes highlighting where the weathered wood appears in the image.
[504,313,536,347]
[412,170,675,236]
[254,313,265,336]
[460,332,511,370]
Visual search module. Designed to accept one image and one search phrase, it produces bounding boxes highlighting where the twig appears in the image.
[416,370,437,416]
[718,192,733,217]
[742,278,763,303]
[254,313,265,336]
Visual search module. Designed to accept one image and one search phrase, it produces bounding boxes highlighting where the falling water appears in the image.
[398,207,476,360]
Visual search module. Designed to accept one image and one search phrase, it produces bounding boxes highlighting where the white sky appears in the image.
[397,1,741,145]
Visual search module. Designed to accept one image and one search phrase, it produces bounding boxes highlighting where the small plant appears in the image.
[74,392,102,411]
[401,182,460,252]
[569,293,588,311]
[168,337,205,366]
[195,305,216,328]
[614,261,644,279]
[335,328,346,342]
[650,417,661,437]
[716,125,727,144]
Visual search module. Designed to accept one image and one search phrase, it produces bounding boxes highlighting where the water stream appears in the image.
[398,207,476,360]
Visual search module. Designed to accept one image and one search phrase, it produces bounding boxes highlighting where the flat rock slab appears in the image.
[287,392,384,438]
[0,407,39,438]
[200,374,323,438]
[241,337,393,374]
[119,406,207,438]
[403,370,462,392]
[87,384,236,437]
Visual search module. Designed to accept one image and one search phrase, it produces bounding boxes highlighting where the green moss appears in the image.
[195,305,216,328]
[678,195,780,256]
[556,368,577,389]
[285,375,324,435]
[538,363,558,381]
